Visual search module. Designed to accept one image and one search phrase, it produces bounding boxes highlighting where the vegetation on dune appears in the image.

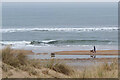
[71,59,118,78]
[2,46,28,67]
[1,46,118,78]
[45,59,74,75]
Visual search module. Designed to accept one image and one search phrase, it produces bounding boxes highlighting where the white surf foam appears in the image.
[1,27,118,33]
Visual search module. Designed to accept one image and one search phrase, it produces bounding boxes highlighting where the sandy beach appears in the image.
[54,50,118,55]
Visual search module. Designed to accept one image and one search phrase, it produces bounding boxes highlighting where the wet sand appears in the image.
[38,58,117,61]
[54,50,118,55]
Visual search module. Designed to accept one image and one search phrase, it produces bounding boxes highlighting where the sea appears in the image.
[1,2,118,53]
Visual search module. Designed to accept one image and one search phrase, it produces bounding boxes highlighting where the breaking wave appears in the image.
[30,40,114,45]
[1,39,115,46]
[1,27,118,33]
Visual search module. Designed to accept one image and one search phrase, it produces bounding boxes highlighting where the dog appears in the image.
[90,50,96,58]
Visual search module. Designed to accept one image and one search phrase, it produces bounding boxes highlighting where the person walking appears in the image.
[94,46,96,53]
[93,46,96,58]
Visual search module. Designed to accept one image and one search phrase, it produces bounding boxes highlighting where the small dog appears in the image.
[90,50,96,58]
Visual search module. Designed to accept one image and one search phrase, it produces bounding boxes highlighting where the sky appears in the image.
[1,0,120,2]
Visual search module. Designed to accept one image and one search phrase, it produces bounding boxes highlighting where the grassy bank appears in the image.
[1,46,118,78]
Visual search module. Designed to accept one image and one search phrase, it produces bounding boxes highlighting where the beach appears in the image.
[1,2,118,78]
[54,50,118,55]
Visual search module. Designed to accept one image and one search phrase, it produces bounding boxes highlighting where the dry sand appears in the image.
[54,50,119,55]
[12,49,119,56]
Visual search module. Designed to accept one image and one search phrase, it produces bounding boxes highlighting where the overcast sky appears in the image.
[1,0,119,2]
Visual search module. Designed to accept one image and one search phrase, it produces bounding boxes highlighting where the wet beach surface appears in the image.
[28,54,118,59]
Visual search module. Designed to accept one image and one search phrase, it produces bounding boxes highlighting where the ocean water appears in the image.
[1,2,118,53]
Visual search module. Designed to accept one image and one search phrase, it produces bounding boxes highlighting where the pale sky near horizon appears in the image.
[1,0,120,2]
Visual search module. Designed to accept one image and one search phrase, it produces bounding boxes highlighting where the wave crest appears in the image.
[1,27,118,33]
[30,40,113,45]
[1,39,114,46]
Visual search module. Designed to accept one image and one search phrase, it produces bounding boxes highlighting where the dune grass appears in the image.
[45,59,74,75]
[71,59,118,78]
[2,46,28,67]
